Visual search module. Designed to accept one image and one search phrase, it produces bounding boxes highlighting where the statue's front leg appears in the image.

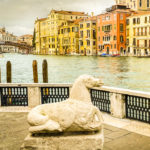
[29,120,62,134]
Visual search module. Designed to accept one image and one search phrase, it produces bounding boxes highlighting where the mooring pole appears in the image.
[0,67,1,83]
[7,61,12,83]
[42,59,48,83]
[32,60,38,83]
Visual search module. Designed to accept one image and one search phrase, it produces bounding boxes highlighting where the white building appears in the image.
[0,28,18,53]
[115,0,150,11]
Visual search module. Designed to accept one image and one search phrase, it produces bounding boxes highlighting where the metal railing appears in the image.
[0,84,149,124]
[41,87,69,104]
[125,95,150,123]
[0,87,28,106]
[91,89,111,113]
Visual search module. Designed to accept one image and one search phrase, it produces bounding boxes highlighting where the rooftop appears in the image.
[51,10,88,16]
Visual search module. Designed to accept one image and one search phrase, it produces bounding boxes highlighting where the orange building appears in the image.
[97,5,132,55]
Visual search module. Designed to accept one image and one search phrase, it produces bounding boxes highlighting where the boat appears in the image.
[137,55,150,58]
[100,53,111,57]
[112,54,120,57]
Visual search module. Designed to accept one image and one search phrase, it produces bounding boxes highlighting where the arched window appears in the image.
[139,0,142,7]
[147,0,150,7]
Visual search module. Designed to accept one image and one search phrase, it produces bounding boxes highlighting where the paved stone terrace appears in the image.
[0,112,150,150]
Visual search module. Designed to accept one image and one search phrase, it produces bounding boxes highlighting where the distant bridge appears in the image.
[0,41,33,53]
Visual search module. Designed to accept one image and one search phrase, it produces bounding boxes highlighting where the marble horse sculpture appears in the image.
[27,75,104,134]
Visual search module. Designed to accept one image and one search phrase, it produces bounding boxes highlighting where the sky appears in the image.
[0,0,115,36]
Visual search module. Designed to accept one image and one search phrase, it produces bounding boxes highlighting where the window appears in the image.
[145,40,147,47]
[87,30,90,37]
[137,18,140,24]
[145,17,147,23]
[126,39,129,45]
[93,41,96,45]
[133,38,136,46]
[141,27,143,36]
[147,0,150,7]
[61,29,63,34]
[93,30,96,39]
[133,18,136,24]
[127,29,129,36]
[72,27,75,32]
[98,36,100,41]
[120,24,124,32]
[71,16,73,19]
[145,27,147,35]
[120,14,123,20]
[128,47,130,53]
[120,35,124,43]
[139,0,142,7]
[98,27,100,32]
[80,31,83,38]
[80,24,83,28]
[114,44,116,49]
[113,36,117,40]
[137,40,139,47]
[80,41,83,46]
[133,28,136,36]
[68,28,70,32]
[87,40,90,46]
[126,19,130,25]
[114,24,116,30]
[87,23,90,28]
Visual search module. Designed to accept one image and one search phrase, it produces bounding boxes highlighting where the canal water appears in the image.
[0,53,150,92]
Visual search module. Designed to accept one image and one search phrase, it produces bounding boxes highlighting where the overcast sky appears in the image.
[0,0,115,36]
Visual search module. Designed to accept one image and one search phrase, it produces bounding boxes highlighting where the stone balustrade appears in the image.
[0,83,150,123]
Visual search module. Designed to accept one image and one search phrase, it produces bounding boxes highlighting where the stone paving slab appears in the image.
[0,112,150,150]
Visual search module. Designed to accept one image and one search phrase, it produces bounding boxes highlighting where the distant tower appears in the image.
[2,27,5,32]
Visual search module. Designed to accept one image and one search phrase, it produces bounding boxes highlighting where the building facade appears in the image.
[79,16,97,56]
[115,0,150,11]
[58,20,80,55]
[18,34,33,46]
[0,28,18,53]
[34,10,88,55]
[97,5,131,56]
[126,12,150,56]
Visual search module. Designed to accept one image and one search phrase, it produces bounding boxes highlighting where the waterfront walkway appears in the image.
[0,111,150,150]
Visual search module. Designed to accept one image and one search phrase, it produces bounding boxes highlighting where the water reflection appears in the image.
[0,53,150,92]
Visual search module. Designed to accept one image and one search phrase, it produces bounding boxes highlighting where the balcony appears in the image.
[103,41,110,45]
[135,45,150,48]
[135,32,148,36]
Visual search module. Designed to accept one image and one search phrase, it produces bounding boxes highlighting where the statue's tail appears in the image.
[27,108,49,126]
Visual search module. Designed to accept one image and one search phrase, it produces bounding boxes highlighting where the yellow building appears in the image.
[79,16,97,56]
[58,19,81,55]
[115,0,150,11]
[126,11,150,56]
[34,10,88,55]
[34,18,48,54]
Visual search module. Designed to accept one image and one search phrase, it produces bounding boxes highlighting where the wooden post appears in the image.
[42,59,48,83]
[7,61,11,83]
[6,61,12,105]
[32,60,38,83]
[0,67,1,83]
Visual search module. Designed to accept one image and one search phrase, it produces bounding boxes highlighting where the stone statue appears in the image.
[28,75,104,134]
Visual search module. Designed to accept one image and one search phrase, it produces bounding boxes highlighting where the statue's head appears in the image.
[78,75,103,88]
